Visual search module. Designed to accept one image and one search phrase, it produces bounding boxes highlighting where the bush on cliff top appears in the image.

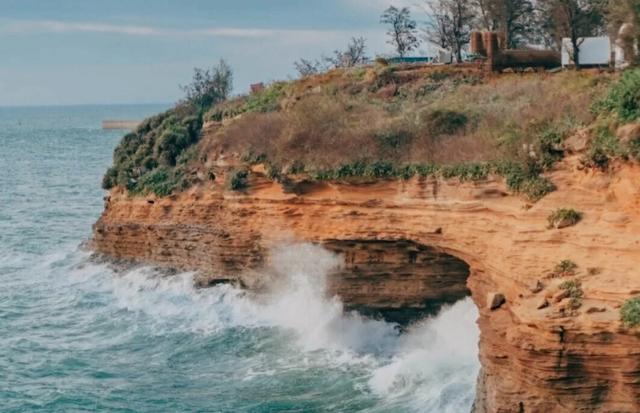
[105,66,613,198]
[594,68,640,122]
[102,104,202,195]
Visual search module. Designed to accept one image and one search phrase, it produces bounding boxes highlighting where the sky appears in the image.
[0,0,427,106]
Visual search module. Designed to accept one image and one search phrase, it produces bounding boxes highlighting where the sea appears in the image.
[0,104,480,413]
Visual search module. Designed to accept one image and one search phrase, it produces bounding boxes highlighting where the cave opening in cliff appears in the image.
[322,239,471,325]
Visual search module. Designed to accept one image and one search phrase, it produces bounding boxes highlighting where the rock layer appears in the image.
[93,157,640,412]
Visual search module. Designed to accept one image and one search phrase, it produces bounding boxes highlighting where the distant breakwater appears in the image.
[102,120,141,130]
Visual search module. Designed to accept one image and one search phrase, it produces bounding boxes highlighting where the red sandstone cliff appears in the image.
[93,153,640,412]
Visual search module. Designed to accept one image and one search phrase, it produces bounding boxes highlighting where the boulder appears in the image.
[488,292,506,310]
[617,123,640,144]
[537,298,549,309]
[530,280,544,294]
[564,129,591,153]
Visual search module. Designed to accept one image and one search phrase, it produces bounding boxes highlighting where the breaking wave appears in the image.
[50,243,480,412]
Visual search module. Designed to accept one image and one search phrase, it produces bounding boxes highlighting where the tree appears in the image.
[473,0,535,48]
[181,59,233,110]
[381,6,420,57]
[294,58,324,77]
[294,37,368,78]
[423,0,473,62]
[539,0,606,67]
[326,37,368,68]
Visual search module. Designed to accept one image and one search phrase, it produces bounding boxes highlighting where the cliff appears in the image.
[93,66,640,411]
[93,153,640,412]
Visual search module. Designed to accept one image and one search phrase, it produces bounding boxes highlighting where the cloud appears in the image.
[4,20,161,36]
[1,19,354,41]
[344,0,421,13]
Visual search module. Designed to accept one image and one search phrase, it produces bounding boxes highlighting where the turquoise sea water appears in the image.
[0,105,479,412]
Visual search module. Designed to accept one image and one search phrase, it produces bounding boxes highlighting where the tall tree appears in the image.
[423,0,474,62]
[473,0,535,48]
[539,0,606,67]
[381,6,420,57]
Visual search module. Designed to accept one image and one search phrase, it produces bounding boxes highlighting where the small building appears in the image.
[561,36,611,68]
[250,83,265,94]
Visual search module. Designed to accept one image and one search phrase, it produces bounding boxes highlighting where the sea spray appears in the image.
[260,243,401,353]
[96,243,480,411]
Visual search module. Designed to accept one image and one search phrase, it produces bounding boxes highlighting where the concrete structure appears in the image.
[102,120,141,130]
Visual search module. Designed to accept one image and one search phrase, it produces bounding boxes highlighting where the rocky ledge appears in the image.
[93,155,640,412]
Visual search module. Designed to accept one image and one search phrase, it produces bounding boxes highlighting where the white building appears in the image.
[561,36,611,67]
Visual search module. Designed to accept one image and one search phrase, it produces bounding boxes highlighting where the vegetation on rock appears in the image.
[548,208,583,229]
[552,260,578,277]
[102,61,231,196]
[105,63,633,199]
[228,170,249,191]
[559,279,584,310]
[621,297,640,327]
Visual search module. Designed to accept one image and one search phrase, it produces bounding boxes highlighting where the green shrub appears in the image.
[376,128,413,152]
[441,163,490,181]
[421,109,468,135]
[621,297,640,327]
[553,260,578,277]
[102,105,203,197]
[229,170,249,191]
[594,68,640,122]
[364,161,395,178]
[559,279,584,309]
[548,208,583,229]
[242,82,286,113]
[580,124,625,170]
[580,147,610,170]
[102,167,118,190]
[134,167,183,197]
[536,123,567,169]
[519,176,556,201]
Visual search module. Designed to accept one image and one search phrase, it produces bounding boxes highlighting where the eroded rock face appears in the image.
[323,239,470,322]
[92,158,640,412]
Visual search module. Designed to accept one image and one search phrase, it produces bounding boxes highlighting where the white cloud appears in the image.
[4,20,161,36]
[344,0,421,13]
[1,19,356,41]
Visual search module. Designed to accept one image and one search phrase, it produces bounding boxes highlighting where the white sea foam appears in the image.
[69,243,479,411]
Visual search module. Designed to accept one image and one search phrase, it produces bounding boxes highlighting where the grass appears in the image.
[621,297,640,327]
[548,208,583,229]
[105,66,619,198]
